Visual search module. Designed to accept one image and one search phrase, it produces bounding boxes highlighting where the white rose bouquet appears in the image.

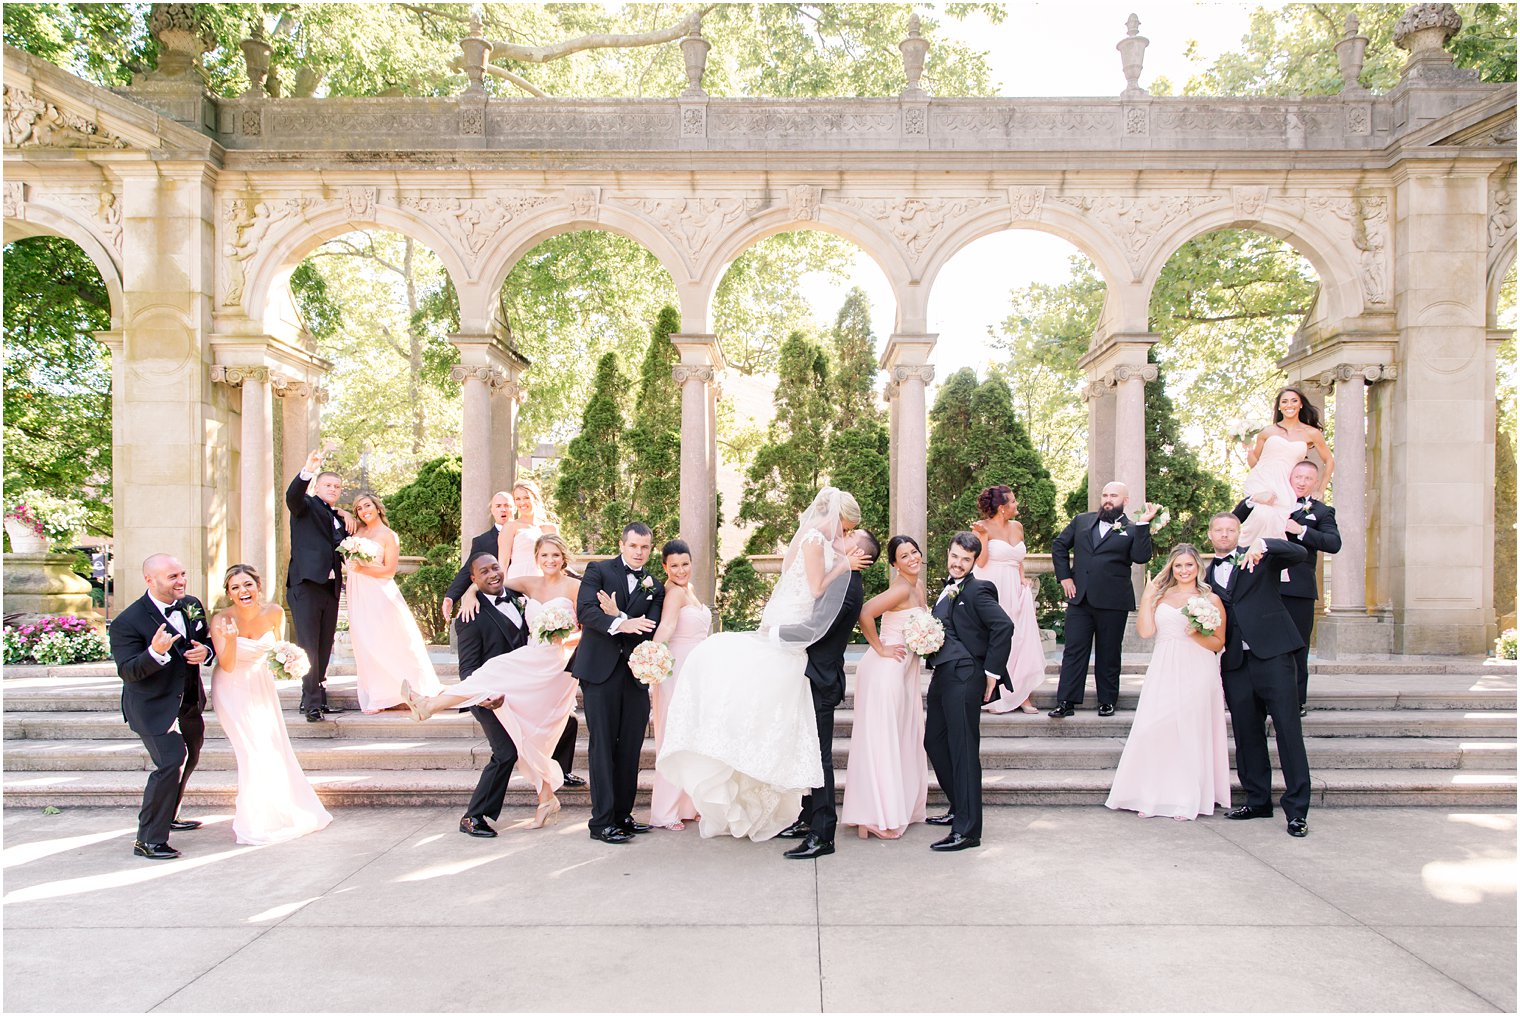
[902,610,946,657]
[1182,595,1223,637]
[629,640,674,685]
[266,640,311,681]
[530,604,577,644]
[1149,504,1172,533]
[1228,411,1269,444]
[338,536,381,564]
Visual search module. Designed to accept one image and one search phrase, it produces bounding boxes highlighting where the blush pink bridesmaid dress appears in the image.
[840,608,928,838]
[345,566,443,713]
[649,602,710,828]
[974,539,1047,713]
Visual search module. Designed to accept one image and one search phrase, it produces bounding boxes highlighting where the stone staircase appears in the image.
[3,652,1515,810]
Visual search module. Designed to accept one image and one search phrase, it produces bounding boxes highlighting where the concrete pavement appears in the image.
[3,805,1515,1012]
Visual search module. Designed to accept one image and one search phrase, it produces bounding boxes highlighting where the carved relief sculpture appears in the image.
[3,86,129,149]
[839,196,1002,263]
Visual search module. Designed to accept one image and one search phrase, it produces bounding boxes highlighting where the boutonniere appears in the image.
[181,603,204,625]
[640,575,654,590]
[1110,521,1127,537]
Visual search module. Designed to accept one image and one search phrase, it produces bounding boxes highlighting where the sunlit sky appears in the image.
[796,1,1271,381]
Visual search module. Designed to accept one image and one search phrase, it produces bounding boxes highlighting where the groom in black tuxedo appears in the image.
[1205,512,1313,837]
[924,532,1013,851]
[453,553,582,836]
[108,554,214,859]
[780,530,876,860]
[573,521,664,844]
[285,450,353,722]
[1049,481,1157,717]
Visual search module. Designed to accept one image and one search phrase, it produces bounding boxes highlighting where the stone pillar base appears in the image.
[1315,609,1395,658]
[2,553,99,619]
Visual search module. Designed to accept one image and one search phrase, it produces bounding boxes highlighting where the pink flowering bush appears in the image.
[4,616,108,665]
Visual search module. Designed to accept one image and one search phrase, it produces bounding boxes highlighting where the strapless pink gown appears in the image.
[1105,604,1231,820]
[841,609,928,837]
[974,539,1047,713]
[443,597,578,797]
[503,525,543,579]
[1239,434,1309,546]
[210,633,332,845]
[346,568,443,712]
[649,602,710,828]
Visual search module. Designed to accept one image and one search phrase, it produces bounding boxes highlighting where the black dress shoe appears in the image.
[562,773,587,788]
[1048,701,1075,718]
[321,705,345,715]
[590,825,634,844]
[459,816,497,838]
[305,709,323,723]
[775,819,811,839]
[620,818,652,835]
[1226,805,1274,820]
[1287,818,1308,838]
[168,818,202,831]
[1097,703,1116,717]
[133,840,180,860]
[930,832,980,852]
[924,813,955,827]
[783,834,835,859]
[1300,705,1308,718]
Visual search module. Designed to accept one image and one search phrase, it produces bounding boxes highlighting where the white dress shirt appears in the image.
[147,593,185,665]
[606,555,643,635]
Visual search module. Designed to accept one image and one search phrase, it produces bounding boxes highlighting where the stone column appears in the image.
[1077,334,1156,510]
[450,364,500,541]
[1110,363,1156,508]
[95,329,127,602]
[272,376,316,598]
[884,381,901,536]
[491,378,523,498]
[211,365,275,584]
[670,333,723,600]
[1081,379,1115,512]
[882,335,936,551]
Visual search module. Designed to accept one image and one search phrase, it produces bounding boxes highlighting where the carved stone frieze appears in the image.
[210,364,271,386]
[1489,174,1516,252]
[838,197,1002,263]
[1124,107,1148,136]
[1231,186,1268,221]
[1346,103,1371,135]
[1155,104,1284,133]
[1300,194,1392,306]
[3,181,23,219]
[1008,186,1044,220]
[241,108,262,137]
[787,185,822,222]
[268,109,454,136]
[709,109,897,137]
[221,196,311,306]
[565,186,601,220]
[1053,194,1224,273]
[42,189,124,255]
[341,186,378,220]
[672,365,716,384]
[491,110,676,136]
[400,194,553,261]
[934,106,1116,136]
[681,106,705,136]
[3,85,129,149]
[902,107,927,135]
[614,197,760,258]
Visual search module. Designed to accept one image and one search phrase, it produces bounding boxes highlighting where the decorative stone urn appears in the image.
[1393,3,1473,81]
[3,519,48,555]
[2,552,97,618]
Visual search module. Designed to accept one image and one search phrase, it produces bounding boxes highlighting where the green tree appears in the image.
[2,236,113,535]
[383,455,462,556]
[554,351,630,553]
[827,286,881,422]
[626,305,683,543]
[823,287,890,591]
[738,332,834,554]
[716,554,771,632]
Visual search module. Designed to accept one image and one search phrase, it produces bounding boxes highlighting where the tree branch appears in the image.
[481,63,550,97]
[487,6,715,64]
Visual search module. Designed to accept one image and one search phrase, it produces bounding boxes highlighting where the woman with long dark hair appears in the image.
[1238,386,1335,547]
[971,485,1047,714]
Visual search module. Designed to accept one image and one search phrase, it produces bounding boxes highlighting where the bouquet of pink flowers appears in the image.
[629,640,674,685]
[529,604,577,644]
[266,640,311,681]
[1182,596,1223,637]
[338,536,381,563]
[902,610,945,657]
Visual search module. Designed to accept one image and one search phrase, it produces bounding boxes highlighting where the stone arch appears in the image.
[918,202,1135,330]
[1139,203,1364,327]
[3,203,124,329]
[241,202,475,340]
[1488,236,1516,327]
[696,206,912,333]
[475,209,690,332]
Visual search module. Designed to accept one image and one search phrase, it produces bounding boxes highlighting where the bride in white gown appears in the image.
[657,488,866,841]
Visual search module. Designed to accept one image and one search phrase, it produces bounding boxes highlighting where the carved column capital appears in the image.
[672,365,716,385]
[269,373,312,398]
[449,363,505,387]
[1106,363,1159,385]
[495,379,527,404]
[1080,380,1110,402]
[314,386,331,404]
[890,364,935,385]
[1310,362,1400,388]
[210,364,270,387]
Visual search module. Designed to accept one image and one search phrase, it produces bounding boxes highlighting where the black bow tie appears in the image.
[162,602,181,615]
[492,594,511,605]
[624,564,646,580]
[941,577,961,589]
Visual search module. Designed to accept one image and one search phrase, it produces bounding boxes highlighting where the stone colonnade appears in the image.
[2,4,1515,654]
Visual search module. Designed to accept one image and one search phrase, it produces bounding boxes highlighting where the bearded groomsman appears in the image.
[1233,459,1341,717]
[286,449,354,722]
[1049,481,1158,718]
[109,555,214,859]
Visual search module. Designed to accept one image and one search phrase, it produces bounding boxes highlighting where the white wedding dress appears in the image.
[656,530,830,841]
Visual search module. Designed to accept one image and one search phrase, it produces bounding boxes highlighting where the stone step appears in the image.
[4,766,1513,810]
[4,734,1512,774]
[6,707,1515,744]
[4,677,1515,714]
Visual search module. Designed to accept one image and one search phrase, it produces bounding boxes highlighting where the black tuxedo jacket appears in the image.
[1231,497,1342,601]
[572,558,665,686]
[446,527,501,603]
[1051,512,1154,611]
[455,592,528,681]
[285,472,345,589]
[802,572,864,708]
[1206,538,1309,670]
[109,592,213,736]
[927,574,1013,679]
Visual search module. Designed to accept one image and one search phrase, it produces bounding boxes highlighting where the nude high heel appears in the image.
[399,680,428,721]
[531,795,561,829]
